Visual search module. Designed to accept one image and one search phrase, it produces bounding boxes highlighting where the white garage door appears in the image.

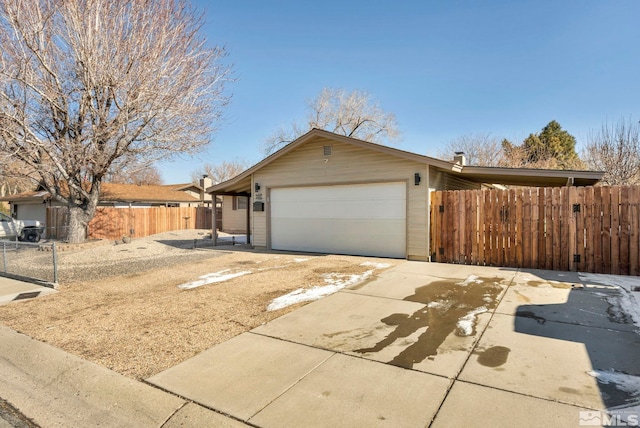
[271,182,406,258]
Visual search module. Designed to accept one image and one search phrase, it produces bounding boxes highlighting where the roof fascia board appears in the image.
[460,166,604,180]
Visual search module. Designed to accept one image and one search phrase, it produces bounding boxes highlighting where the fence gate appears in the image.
[430,186,640,276]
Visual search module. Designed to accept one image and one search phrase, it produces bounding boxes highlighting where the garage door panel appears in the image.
[273,200,404,220]
[271,218,405,258]
[270,183,406,258]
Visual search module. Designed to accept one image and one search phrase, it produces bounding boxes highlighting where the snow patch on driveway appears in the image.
[456,306,489,336]
[267,270,375,311]
[588,369,640,412]
[178,270,251,289]
[579,273,640,330]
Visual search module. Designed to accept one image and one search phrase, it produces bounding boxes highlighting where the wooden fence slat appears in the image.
[496,190,504,267]
[505,189,515,267]
[592,187,603,273]
[611,187,621,275]
[531,188,539,269]
[585,186,595,273]
[558,187,568,271]
[601,186,612,274]
[568,187,577,272]
[574,187,585,272]
[443,191,451,263]
[515,189,524,268]
[455,191,463,263]
[483,190,491,265]
[522,188,532,268]
[433,191,440,261]
[630,186,640,276]
[537,188,545,269]
[620,186,630,275]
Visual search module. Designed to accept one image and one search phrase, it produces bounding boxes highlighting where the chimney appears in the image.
[453,151,466,166]
[200,174,213,189]
[199,174,213,204]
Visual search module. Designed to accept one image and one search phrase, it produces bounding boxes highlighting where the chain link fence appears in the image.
[0,239,58,285]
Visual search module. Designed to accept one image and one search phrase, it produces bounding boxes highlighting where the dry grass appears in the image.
[0,238,398,379]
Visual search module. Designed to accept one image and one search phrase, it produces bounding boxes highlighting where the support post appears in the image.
[246,196,251,246]
[2,241,6,273]
[52,241,58,285]
[212,195,218,246]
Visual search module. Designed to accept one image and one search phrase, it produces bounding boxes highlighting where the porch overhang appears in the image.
[458,166,604,187]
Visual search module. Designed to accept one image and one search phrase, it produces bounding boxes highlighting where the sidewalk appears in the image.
[0,325,247,427]
[0,276,56,306]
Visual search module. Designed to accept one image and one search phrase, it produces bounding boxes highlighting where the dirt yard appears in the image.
[0,230,399,379]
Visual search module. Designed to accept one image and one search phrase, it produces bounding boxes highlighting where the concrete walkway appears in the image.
[1,262,639,427]
[0,276,56,306]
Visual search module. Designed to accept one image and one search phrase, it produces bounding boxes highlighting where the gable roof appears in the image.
[1,183,200,204]
[99,183,200,203]
[207,128,603,194]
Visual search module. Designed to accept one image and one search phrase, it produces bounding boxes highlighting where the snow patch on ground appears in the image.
[579,273,640,330]
[458,275,483,286]
[178,270,251,289]
[267,270,375,311]
[360,261,392,269]
[293,258,309,263]
[456,306,488,336]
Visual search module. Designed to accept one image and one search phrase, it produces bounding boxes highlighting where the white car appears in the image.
[0,212,44,242]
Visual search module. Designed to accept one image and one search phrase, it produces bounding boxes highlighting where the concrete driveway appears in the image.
[148,262,640,427]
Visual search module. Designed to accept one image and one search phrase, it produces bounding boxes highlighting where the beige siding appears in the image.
[253,137,429,260]
[222,195,248,233]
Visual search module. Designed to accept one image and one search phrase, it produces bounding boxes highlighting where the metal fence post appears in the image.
[2,241,6,273]
[52,242,58,285]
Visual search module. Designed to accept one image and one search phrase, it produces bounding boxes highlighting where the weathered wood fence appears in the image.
[47,206,213,241]
[430,186,640,275]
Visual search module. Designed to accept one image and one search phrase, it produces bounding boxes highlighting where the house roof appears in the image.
[207,128,604,194]
[1,183,200,204]
[164,183,202,192]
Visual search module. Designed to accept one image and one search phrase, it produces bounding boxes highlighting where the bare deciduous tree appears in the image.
[191,159,249,185]
[106,164,164,186]
[583,118,640,185]
[0,0,232,242]
[438,133,505,166]
[263,88,401,155]
[0,161,36,197]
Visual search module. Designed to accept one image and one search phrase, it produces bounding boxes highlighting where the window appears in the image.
[232,196,248,210]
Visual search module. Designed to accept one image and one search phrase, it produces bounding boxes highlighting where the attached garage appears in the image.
[207,129,603,261]
[270,182,406,258]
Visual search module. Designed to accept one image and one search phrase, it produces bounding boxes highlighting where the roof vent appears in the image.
[323,145,332,156]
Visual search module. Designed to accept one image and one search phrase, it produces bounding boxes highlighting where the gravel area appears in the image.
[2,230,228,284]
[0,230,400,379]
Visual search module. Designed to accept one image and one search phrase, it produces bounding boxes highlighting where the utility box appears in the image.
[253,201,265,212]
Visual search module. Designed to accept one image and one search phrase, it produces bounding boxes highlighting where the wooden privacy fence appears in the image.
[430,186,640,276]
[47,206,213,241]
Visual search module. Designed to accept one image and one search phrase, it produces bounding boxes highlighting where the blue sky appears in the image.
[158,0,640,184]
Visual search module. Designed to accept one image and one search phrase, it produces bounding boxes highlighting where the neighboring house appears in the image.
[207,128,603,260]
[0,182,206,237]
[168,175,216,208]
